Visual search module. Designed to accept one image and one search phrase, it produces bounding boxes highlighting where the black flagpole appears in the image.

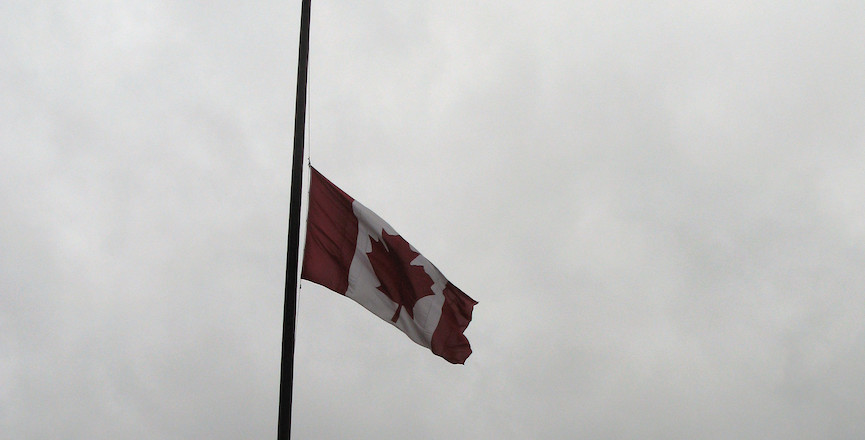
[278,0,311,439]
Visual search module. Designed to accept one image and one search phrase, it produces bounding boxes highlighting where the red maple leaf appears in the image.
[366,231,435,323]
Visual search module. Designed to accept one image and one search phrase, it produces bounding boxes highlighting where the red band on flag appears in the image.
[300,167,358,294]
[431,282,477,364]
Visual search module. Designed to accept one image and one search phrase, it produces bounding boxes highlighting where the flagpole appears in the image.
[278,0,311,439]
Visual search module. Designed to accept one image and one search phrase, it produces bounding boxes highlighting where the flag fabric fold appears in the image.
[301,166,477,364]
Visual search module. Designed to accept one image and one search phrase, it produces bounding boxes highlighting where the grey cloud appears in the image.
[3,0,864,438]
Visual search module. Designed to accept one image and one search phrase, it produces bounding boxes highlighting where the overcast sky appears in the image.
[3,1,865,438]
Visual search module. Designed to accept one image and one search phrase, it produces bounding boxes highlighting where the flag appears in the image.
[301,166,477,364]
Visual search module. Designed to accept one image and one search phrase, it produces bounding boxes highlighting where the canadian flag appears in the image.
[301,167,477,364]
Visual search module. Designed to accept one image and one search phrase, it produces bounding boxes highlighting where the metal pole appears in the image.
[278,0,311,438]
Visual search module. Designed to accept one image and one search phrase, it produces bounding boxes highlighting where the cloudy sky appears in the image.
[3,1,865,438]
